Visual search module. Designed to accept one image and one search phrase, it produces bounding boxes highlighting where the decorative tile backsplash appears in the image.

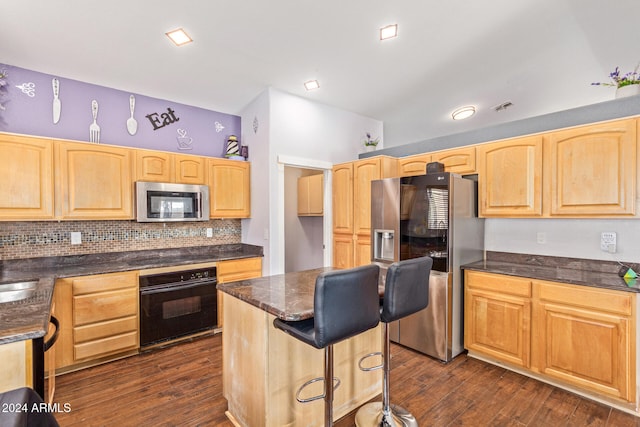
[0,219,241,260]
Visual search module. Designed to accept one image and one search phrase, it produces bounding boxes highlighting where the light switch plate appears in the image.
[600,232,616,253]
[70,232,82,245]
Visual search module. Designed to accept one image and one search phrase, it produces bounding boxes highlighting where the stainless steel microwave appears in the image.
[135,181,210,222]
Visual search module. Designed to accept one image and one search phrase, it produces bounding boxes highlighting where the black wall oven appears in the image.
[139,265,217,348]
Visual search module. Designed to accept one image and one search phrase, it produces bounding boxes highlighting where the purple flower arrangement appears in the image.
[364,132,379,147]
[592,65,640,88]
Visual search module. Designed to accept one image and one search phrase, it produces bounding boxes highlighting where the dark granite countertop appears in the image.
[217,266,389,321]
[462,252,640,293]
[0,244,263,345]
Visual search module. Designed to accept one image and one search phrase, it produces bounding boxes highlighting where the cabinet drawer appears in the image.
[536,280,633,316]
[465,271,532,297]
[73,288,138,326]
[74,316,138,344]
[72,271,138,295]
[74,331,138,361]
[217,258,262,283]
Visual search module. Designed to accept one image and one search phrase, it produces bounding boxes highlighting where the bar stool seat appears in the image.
[273,264,381,427]
[356,256,433,427]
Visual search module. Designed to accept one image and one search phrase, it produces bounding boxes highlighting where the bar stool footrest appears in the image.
[295,376,341,403]
[355,402,418,427]
[358,351,383,372]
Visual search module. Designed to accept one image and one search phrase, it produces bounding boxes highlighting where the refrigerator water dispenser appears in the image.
[373,229,395,261]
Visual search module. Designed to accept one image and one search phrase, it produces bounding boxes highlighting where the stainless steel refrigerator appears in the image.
[371,172,484,362]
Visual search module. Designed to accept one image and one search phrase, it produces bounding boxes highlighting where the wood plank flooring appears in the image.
[52,333,640,426]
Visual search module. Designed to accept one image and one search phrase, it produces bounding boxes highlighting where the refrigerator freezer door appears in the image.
[395,271,449,361]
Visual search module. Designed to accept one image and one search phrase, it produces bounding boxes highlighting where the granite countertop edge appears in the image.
[461,251,640,293]
[0,244,264,345]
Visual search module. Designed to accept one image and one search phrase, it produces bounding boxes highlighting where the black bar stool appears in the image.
[273,264,381,427]
[355,256,433,427]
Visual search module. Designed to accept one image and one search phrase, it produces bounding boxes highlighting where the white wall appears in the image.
[241,88,383,275]
[485,218,640,264]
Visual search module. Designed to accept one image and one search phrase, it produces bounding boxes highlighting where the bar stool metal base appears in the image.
[355,402,418,427]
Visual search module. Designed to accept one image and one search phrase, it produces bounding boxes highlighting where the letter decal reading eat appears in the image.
[146,108,181,131]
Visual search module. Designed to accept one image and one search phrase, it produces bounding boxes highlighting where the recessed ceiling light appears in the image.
[380,24,398,40]
[452,106,476,120]
[166,28,193,46]
[304,80,320,91]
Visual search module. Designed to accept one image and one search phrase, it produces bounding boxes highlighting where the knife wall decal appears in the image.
[52,78,61,124]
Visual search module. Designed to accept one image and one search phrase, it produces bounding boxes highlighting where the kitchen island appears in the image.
[217,268,383,427]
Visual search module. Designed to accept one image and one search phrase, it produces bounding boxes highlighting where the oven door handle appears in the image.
[140,280,217,295]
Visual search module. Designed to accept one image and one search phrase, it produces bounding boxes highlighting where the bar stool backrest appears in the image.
[381,257,433,323]
[314,264,381,348]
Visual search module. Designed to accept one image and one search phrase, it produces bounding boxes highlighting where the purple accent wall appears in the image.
[0,64,240,158]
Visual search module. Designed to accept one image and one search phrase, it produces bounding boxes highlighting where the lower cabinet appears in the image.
[464,270,636,404]
[54,271,139,371]
[216,257,263,328]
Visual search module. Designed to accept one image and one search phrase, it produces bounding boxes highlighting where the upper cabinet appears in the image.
[477,136,543,217]
[332,162,354,235]
[397,153,431,177]
[0,134,54,220]
[297,174,323,216]
[56,141,133,219]
[431,146,476,175]
[208,158,250,218]
[545,119,636,217]
[174,154,206,185]
[353,156,397,236]
[135,150,173,182]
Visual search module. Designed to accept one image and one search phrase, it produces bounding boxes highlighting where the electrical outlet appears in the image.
[70,232,82,245]
[206,228,213,238]
[536,232,546,244]
[600,232,616,253]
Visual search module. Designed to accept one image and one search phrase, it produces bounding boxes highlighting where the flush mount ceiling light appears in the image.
[451,106,476,120]
[380,24,398,40]
[304,80,320,91]
[166,28,193,46]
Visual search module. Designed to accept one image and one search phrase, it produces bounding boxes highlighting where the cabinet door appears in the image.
[353,158,382,236]
[0,134,54,220]
[307,174,324,215]
[175,154,206,184]
[534,280,634,402]
[208,159,251,218]
[333,233,354,269]
[477,136,543,217]
[355,235,372,267]
[397,154,431,177]
[332,163,353,234]
[546,119,636,216]
[464,271,532,367]
[431,146,476,174]
[136,150,173,182]
[56,141,133,219]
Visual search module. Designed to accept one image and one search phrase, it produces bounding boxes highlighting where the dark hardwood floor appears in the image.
[52,333,640,426]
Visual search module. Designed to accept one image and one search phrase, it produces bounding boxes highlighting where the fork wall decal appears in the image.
[89,99,100,143]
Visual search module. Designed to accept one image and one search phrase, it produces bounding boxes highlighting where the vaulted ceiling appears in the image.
[1,0,638,148]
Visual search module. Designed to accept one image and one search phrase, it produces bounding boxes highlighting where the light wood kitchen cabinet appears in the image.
[175,153,207,184]
[216,257,262,328]
[533,279,635,402]
[431,146,476,174]
[397,153,431,177]
[208,158,251,218]
[297,173,323,216]
[465,270,636,404]
[55,141,133,219]
[477,136,543,217]
[53,272,139,370]
[464,271,532,368]
[545,119,636,216]
[135,149,174,182]
[332,156,397,268]
[0,133,54,220]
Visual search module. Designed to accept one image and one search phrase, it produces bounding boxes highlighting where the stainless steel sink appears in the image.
[0,280,38,303]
